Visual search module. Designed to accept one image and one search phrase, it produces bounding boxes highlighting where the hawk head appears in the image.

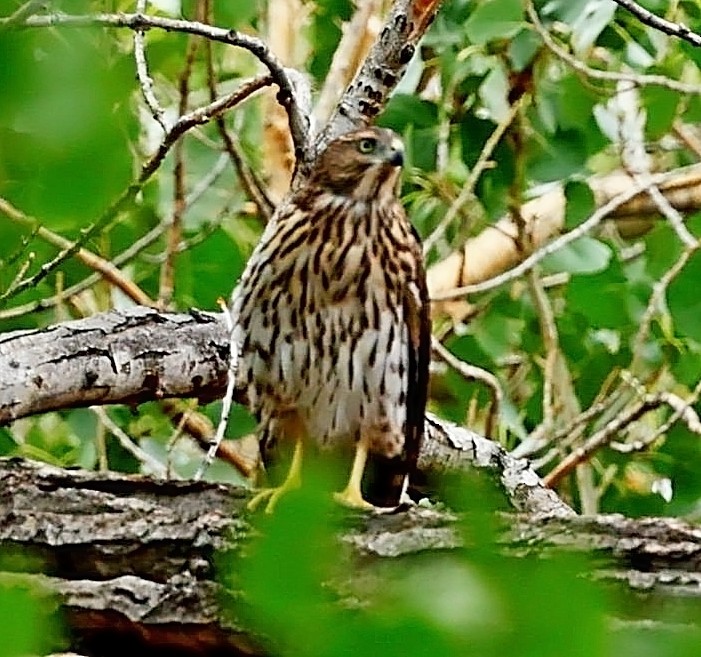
[310,127,405,201]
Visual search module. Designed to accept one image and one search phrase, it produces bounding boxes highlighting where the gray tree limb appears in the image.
[1,458,700,656]
[0,306,570,517]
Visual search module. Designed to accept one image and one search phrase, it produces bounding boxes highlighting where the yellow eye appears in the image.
[357,138,377,154]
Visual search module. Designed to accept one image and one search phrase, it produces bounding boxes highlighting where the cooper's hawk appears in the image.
[230,127,430,512]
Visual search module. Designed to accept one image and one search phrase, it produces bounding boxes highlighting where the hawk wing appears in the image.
[368,224,431,506]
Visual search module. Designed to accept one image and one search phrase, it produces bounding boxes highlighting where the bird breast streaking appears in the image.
[230,126,431,512]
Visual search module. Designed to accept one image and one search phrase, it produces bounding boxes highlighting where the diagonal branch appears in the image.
[611,0,701,47]
[11,11,311,170]
[316,0,443,153]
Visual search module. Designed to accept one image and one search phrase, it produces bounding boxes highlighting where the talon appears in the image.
[333,487,375,511]
[333,437,375,511]
[247,438,303,513]
[248,484,298,514]
[247,487,276,513]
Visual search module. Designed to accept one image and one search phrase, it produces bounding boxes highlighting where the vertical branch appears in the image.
[202,2,274,222]
[133,0,167,133]
[158,31,201,308]
[261,0,311,202]
[313,0,382,126]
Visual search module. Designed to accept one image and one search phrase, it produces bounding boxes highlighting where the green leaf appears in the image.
[542,237,612,275]
[464,0,524,45]
[570,0,617,53]
[0,578,64,657]
[668,250,701,342]
[508,27,541,71]
[641,85,680,139]
[566,261,630,328]
[564,180,596,229]
[527,129,589,181]
[378,95,439,130]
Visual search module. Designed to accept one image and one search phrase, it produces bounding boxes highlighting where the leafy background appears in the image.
[2,0,701,655]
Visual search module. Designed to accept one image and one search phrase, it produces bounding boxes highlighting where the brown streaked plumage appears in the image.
[230,127,430,512]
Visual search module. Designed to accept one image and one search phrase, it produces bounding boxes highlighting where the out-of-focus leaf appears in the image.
[668,250,701,342]
[563,180,596,230]
[640,85,680,138]
[542,237,612,274]
[464,0,524,45]
[0,575,65,657]
[378,95,439,130]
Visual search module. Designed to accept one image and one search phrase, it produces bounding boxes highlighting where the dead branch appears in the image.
[2,458,701,656]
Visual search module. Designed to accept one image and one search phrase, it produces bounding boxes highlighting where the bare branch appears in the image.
[13,11,311,169]
[431,336,503,439]
[632,245,698,370]
[316,0,443,151]
[431,177,657,300]
[0,198,154,307]
[133,0,167,133]
[314,0,382,126]
[611,0,701,48]
[91,406,170,478]
[526,0,701,95]
[423,95,527,255]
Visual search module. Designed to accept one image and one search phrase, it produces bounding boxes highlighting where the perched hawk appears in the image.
[230,127,430,512]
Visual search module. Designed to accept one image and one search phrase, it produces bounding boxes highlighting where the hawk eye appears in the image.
[357,138,377,154]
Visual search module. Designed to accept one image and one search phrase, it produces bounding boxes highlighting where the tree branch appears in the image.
[1,457,700,655]
[12,11,311,171]
[0,306,570,517]
[611,0,701,47]
[316,0,443,151]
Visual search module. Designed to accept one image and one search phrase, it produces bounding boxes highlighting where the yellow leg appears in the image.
[334,437,374,510]
[247,438,303,514]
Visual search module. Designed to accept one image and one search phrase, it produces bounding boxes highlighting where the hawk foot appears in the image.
[333,486,375,511]
[247,477,301,514]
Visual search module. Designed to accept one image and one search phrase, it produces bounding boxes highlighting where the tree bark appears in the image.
[2,457,701,657]
[0,306,570,517]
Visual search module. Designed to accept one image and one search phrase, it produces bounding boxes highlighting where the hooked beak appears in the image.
[387,136,404,167]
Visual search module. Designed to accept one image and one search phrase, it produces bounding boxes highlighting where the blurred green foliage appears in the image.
[0,567,65,657]
[1,0,701,511]
[230,469,701,657]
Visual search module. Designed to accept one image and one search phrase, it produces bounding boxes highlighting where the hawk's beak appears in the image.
[387,137,404,167]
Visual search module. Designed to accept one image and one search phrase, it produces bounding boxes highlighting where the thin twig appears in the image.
[544,398,652,488]
[0,139,244,320]
[140,74,272,184]
[158,35,200,308]
[91,406,170,478]
[526,0,701,94]
[0,197,154,307]
[611,0,701,48]
[431,336,502,439]
[185,152,229,208]
[195,298,237,480]
[203,32,274,221]
[423,96,527,255]
[527,269,560,434]
[635,175,698,247]
[0,0,44,31]
[133,0,167,133]
[430,176,661,301]
[13,11,310,167]
[631,244,698,370]
[611,386,701,454]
